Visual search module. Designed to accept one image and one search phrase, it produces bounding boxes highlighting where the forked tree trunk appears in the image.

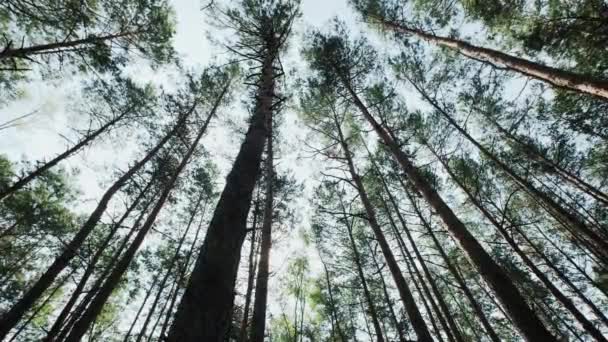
[371,16,608,100]
[250,132,275,342]
[167,44,278,342]
[339,78,556,341]
[0,105,195,339]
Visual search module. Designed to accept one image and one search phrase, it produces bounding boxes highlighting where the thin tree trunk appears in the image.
[63,96,218,342]
[45,179,153,341]
[158,198,209,340]
[0,31,139,60]
[339,203,385,342]
[333,112,433,342]
[168,42,277,342]
[365,240,407,342]
[411,82,608,265]
[319,257,347,342]
[430,146,607,341]
[123,274,162,342]
[339,78,555,341]
[0,106,195,339]
[370,15,608,100]
[0,105,134,201]
[237,200,260,342]
[249,128,275,342]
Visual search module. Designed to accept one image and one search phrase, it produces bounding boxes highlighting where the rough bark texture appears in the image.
[341,81,556,341]
[375,17,608,100]
[249,132,274,342]
[167,48,277,342]
[0,106,193,339]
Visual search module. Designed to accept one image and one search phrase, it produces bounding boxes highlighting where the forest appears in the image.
[0,0,607,341]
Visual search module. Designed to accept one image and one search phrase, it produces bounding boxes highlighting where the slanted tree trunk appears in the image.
[62,91,221,342]
[0,31,139,61]
[368,15,608,100]
[123,274,162,342]
[0,105,195,339]
[429,145,607,341]
[0,105,135,201]
[333,113,433,342]
[250,131,275,342]
[411,81,608,265]
[237,198,260,342]
[44,179,153,341]
[338,77,555,341]
[339,202,384,342]
[167,40,278,342]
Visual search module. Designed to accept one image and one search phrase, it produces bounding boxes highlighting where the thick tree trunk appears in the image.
[412,82,608,264]
[167,46,277,342]
[249,128,275,342]
[62,94,218,342]
[0,31,139,60]
[333,113,433,342]
[340,80,555,341]
[431,146,607,341]
[0,107,194,339]
[373,16,608,100]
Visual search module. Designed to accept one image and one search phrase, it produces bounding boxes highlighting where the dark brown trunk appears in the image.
[249,127,275,342]
[340,80,555,341]
[333,113,433,342]
[430,146,607,341]
[167,46,277,342]
[412,84,608,265]
[373,16,608,100]
[0,106,193,339]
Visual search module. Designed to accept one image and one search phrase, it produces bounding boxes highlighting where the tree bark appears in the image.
[340,79,555,341]
[0,105,194,339]
[237,200,260,342]
[249,126,275,342]
[372,16,608,100]
[167,44,277,342]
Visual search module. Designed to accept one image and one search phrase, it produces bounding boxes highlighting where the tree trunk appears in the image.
[320,257,347,342]
[123,274,162,342]
[0,105,194,339]
[430,146,607,341]
[167,45,277,342]
[0,31,139,60]
[339,202,385,342]
[44,179,152,341]
[249,126,275,342]
[411,82,608,265]
[372,16,608,100]
[62,93,219,342]
[339,78,555,341]
[333,113,433,342]
[237,200,260,342]
[0,105,133,201]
